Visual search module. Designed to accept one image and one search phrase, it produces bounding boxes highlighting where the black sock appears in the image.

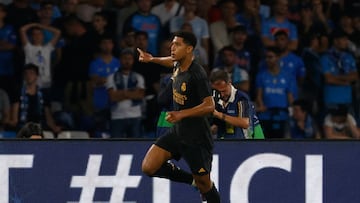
[203,183,220,203]
[152,162,193,184]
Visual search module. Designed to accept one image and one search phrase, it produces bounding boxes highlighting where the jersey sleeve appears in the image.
[192,65,212,100]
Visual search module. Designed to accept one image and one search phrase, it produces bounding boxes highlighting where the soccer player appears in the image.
[138,31,221,203]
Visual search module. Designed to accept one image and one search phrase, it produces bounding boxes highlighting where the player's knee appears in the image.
[141,161,156,176]
[194,178,212,193]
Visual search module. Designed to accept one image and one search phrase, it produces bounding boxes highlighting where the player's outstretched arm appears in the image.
[137,48,173,68]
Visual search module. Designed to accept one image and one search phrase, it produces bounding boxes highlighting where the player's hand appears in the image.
[137,48,153,63]
[212,110,222,119]
[165,111,183,123]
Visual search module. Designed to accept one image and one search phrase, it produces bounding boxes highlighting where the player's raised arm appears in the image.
[137,48,174,68]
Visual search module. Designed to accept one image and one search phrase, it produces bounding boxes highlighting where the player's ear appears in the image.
[186,45,193,54]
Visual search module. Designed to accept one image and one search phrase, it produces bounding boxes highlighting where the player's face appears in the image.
[170,36,192,61]
[212,80,231,101]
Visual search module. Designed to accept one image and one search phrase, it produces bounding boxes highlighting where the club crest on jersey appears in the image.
[181,82,186,92]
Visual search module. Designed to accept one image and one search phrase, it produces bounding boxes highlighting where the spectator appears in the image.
[53,0,79,38]
[320,30,358,112]
[90,11,113,49]
[214,25,251,71]
[5,0,38,33]
[36,1,64,70]
[88,35,120,136]
[0,3,17,100]
[76,0,105,23]
[37,1,56,27]
[31,0,62,22]
[123,0,162,55]
[196,0,219,22]
[274,30,306,98]
[210,69,264,139]
[170,0,210,55]
[209,0,240,55]
[117,28,136,53]
[19,22,61,90]
[296,2,330,53]
[235,0,264,68]
[236,0,262,36]
[16,121,43,139]
[112,0,137,40]
[151,0,184,26]
[56,16,97,122]
[9,64,61,134]
[338,13,359,58]
[212,46,249,93]
[323,105,360,139]
[106,48,145,138]
[289,99,320,139]
[301,32,326,116]
[133,31,163,137]
[311,0,332,34]
[261,0,299,51]
[255,46,295,139]
[5,0,38,85]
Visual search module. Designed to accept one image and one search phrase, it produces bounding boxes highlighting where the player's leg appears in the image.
[193,174,220,203]
[183,144,220,203]
[142,132,193,184]
[142,144,172,175]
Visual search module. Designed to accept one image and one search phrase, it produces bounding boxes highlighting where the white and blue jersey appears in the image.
[0,24,17,76]
[89,57,120,110]
[320,48,357,105]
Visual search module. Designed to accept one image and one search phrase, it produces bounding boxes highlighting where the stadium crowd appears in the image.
[0,0,359,139]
